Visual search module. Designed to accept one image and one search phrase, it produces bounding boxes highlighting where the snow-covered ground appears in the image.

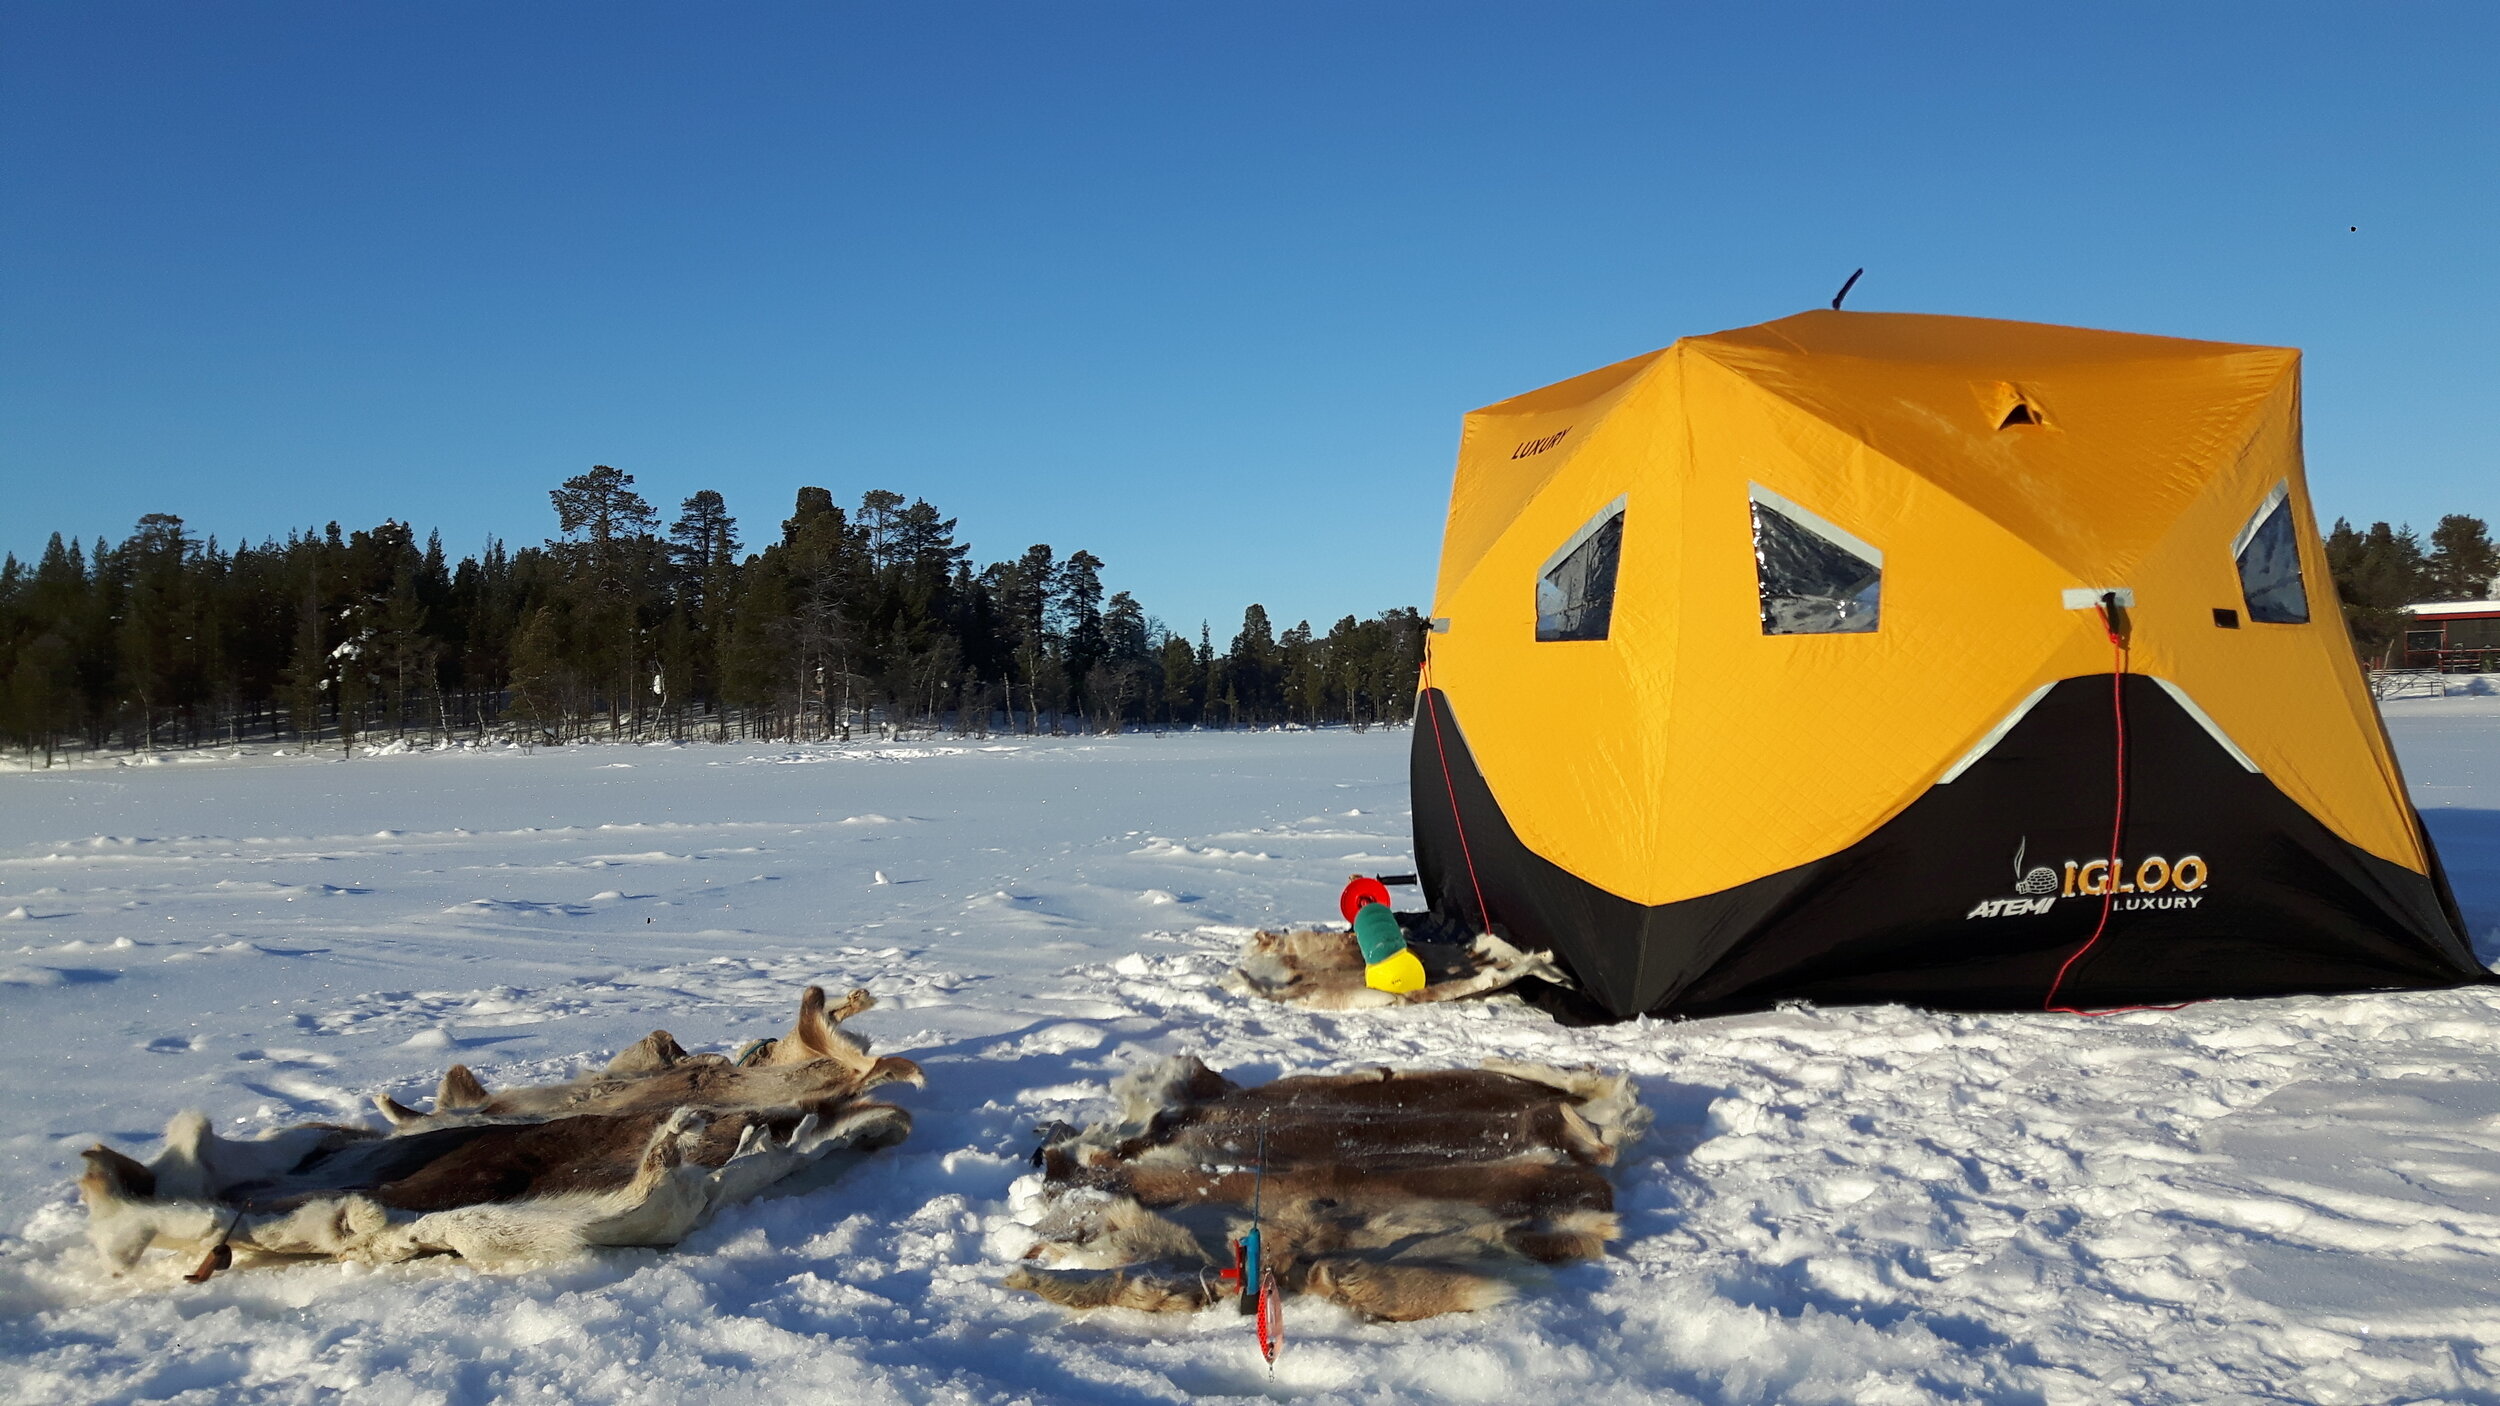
[1,687,2496,1405]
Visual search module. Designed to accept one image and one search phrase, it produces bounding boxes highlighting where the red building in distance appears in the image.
[2403,601,2500,670]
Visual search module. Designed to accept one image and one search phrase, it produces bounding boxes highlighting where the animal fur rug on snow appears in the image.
[1222,925,1570,1010]
[79,985,920,1279]
[1003,1055,1648,1321]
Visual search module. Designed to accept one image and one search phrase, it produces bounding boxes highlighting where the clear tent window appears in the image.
[1749,485,1882,634]
[1535,499,1625,642]
[2233,483,2310,624]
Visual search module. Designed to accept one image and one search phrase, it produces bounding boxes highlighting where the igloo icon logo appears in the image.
[1964,838,2060,919]
[2011,838,2060,896]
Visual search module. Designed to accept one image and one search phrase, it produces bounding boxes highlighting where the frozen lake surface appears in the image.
[1,693,2496,1404]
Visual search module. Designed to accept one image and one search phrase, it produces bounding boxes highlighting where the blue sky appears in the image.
[4,3,2494,635]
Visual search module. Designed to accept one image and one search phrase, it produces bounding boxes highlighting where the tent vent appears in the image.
[1999,400,2038,428]
[2213,608,2240,629]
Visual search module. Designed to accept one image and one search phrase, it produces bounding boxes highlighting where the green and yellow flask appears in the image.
[1353,900,1426,993]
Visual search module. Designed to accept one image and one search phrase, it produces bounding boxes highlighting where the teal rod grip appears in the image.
[1352,903,1407,965]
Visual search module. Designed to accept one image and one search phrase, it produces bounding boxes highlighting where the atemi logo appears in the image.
[1965,837,2211,919]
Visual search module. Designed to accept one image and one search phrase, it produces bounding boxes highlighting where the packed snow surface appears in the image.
[1,688,2496,1404]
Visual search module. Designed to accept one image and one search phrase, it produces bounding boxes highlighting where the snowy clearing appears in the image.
[1,691,2498,1405]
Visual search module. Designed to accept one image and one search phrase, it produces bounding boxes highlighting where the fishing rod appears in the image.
[1218,1118,1281,1367]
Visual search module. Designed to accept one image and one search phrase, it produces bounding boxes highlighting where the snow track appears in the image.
[1,700,2496,1403]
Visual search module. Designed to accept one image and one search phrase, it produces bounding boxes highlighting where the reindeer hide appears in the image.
[1004,1055,1647,1321]
[1222,926,1569,1010]
[79,985,919,1277]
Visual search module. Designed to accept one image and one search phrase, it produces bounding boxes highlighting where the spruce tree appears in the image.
[280,591,327,747]
[2427,515,2499,601]
[1158,632,1199,726]
[2351,522,2427,605]
[1060,550,1107,688]
[378,553,436,739]
[668,491,741,614]
[6,634,72,766]
[117,514,195,749]
[998,545,1058,731]
[548,466,661,736]
[505,606,566,744]
[1227,605,1278,724]
[669,490,740,721]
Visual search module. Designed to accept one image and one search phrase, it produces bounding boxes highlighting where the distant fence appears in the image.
[2368,669,2447,701]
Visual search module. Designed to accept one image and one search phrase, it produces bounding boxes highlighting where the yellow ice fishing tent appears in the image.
[1412,309,2483,1019]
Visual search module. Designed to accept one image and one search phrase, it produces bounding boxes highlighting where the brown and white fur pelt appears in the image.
[78,985,920,1278]
[1004,1055,1648,1321]
[1222,927,1570,1010]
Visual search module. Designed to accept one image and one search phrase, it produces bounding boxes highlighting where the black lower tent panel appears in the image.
[1412,680,2486,1020]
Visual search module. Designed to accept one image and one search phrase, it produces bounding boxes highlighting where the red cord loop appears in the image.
[1419,649,1493,938]
[2044,601,2193,1016]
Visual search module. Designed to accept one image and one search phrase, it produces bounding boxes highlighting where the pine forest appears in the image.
[0,467,1429,765]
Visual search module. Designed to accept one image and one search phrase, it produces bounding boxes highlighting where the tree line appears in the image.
[2324,513,2499,661]
[0,468,1427,765]
[6,480,2489,767]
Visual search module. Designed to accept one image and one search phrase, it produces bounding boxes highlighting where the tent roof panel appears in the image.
[1434,349,1668,605]
[1687,311,2298,578]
